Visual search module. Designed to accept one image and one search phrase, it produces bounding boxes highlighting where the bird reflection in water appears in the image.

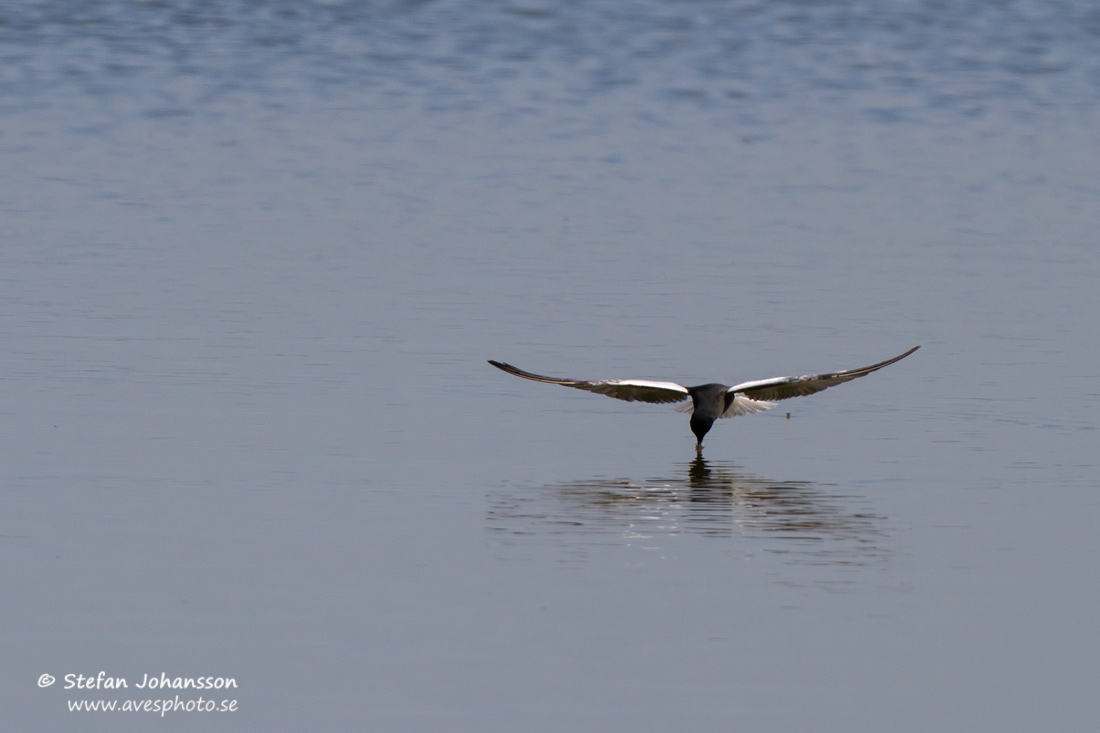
[487,456,888,564]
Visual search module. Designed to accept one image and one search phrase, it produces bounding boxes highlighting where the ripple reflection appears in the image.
[488,456,888,565]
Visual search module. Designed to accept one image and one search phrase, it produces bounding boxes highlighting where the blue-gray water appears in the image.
[3,2,1099,730]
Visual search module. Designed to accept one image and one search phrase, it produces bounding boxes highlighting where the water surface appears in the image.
[2,2,1099,731]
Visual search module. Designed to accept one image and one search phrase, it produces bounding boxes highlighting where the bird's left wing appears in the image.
[726,346,920,403]
[718,393,778,418]
[488,361,690,405]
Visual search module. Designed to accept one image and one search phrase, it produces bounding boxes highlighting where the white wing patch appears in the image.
[581,379,689,404]
[720,393,777,418]
[608,380,689,393]
[727,377,789,393]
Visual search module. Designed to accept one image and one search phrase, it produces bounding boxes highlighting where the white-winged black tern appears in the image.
[489,346,919,449]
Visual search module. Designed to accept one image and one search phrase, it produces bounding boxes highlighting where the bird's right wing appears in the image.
[488,361,690,405]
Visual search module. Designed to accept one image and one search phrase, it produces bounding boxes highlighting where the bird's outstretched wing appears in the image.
[488,361,690,405]
[726,346,919,403]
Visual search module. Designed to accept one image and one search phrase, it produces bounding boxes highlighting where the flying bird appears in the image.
[489,346,919,449]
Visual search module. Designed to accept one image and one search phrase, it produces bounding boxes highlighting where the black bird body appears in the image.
[489,346,919,448]
[685,384,731,446]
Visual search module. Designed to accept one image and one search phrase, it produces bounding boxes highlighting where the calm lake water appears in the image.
[3,1,1099,730]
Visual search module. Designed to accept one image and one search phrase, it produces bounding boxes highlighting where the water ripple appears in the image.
[3,0,1098,121]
